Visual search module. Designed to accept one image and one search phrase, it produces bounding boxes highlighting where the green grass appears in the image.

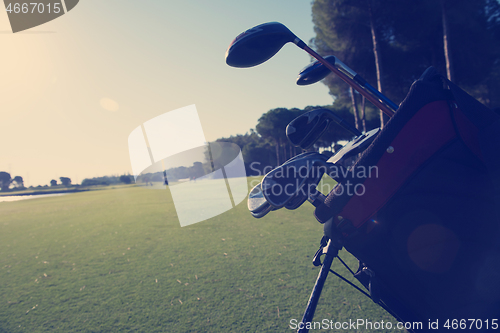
[0,178,400,332]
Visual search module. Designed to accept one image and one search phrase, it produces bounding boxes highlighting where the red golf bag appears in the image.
[315,67,500,330]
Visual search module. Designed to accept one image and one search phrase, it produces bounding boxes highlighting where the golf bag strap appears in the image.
[444,77,500,224]
[445,79,498,130]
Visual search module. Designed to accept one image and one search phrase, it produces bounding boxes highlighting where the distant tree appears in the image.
[12,176,24,189]
[215,131,276,175]
[59,177,71,186]
[242,141,276,175]
[50,179,57,187]
[119,175,132,184]
[191,162,205,178]
[256,108,304,165]
[81,175,125,186]
[82,178,107,186]
[0,172,11,191]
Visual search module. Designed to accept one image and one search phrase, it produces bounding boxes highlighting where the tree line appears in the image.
[217,104,380,176]
[0,171,137,192]
[0,172,75,192]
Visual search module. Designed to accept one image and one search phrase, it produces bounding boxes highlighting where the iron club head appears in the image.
[286,109,362,149]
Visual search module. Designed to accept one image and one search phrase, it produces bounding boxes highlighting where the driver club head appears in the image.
[296,55,336,86]
[225,22,298,68]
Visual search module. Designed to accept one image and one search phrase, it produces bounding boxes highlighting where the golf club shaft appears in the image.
[363,82,399,111]
[299,44,395,117]
[331,56,399,112]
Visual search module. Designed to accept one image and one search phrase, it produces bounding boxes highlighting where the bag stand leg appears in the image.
[298,239,339,333]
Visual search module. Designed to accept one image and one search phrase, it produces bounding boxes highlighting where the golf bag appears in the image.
[315,67,500,330]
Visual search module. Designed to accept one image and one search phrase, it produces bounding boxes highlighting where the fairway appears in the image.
[1,181,398,332]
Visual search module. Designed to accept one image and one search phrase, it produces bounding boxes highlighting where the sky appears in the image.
[0,1,334,187]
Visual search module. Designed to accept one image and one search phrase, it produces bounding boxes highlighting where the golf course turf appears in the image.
[0,181,399,332]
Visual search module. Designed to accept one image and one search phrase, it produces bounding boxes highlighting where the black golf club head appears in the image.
[296,55,336,86]
[286,109,330,149]
[286,108,362,149]
[225,22,299,68]
[261,155,329,208]
[248,153,330,217]
[284,155,327,210]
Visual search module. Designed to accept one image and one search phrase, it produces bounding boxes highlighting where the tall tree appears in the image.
[349,87,360,130]
[312,0,500,109]
[440,0,454,82]
[360,96,367,132]
[485,0,500,107]
[367,0,387,127]
[311,0,391,127]
[256,108,303,165]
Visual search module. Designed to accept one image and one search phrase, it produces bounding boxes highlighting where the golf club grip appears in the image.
[302,45,395,117]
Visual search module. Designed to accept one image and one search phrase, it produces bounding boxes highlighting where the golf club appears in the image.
[261,154,329,208]
[286,108,362,149]
[296,56,399,112]
[225,22,396,117]
[282,152,330,210]
[296,55,335,86]
[248,183,274,218]
[248,152,332,217]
